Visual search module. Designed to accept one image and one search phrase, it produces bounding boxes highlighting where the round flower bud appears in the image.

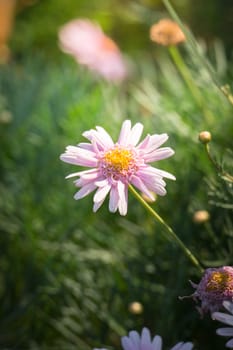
[128,301,144,315]
[190,266,233,315]
[193,210,210,224]
[198,131,212,144]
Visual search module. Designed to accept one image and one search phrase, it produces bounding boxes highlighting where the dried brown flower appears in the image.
[150,19,186,46]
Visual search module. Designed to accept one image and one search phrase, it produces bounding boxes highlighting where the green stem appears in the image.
[220,85,233,106]
[205,144,233,183]
[162,0,233,107]
[168,46,214,124]
[129,185,204,273]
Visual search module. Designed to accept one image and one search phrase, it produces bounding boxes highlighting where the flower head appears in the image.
[190,266,233,315]
[150,19,186,46]
[60,120,175,216]
[121,328,193,350]
[212,301,233,348]
[94,327,193,350]
[58,19,127,82]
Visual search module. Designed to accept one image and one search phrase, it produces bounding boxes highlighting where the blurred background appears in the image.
[0,0,233,349]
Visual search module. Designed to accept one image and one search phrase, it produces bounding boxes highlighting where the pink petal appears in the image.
[216,327,233,336]
[91,52,127,82]
[171,342,193,350]
[137,134,151,150]
[143,147,175,162]
[74,183,96,199]
[93,199,105,212]
[131,175,156,201]
[151,335,162,350]
[95,179,109,187]
[66,168,99,180]
[140,328,151,349]
[93,184,111,203]
[60,145,98,167]
[128,331,141,349]
[223,301,233,315]
[109,186,119,213]
[137,133,168,151]
[212,312,233,326]
[83,129,112,151]
[128,122,143,146]
[139,166,176,180]
[226,338,233,347]
[77,142,94,151]
[135,171,168,196]
[74,173,103,187]
[117,120,131,146]
[117,181,128,216]
[58,19,103,62]
[170,343,184,350]
[96,126,114,147]
[121,337,135,350]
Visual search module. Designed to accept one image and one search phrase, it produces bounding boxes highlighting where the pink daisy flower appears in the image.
[60,120,175,216]
[189,266,233,315]
[58,19,128,82]
[94,327,193,350]
[212,301,233,348]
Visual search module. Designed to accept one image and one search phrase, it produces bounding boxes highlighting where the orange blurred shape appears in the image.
[150,18,186,46]
[0,0,16,63]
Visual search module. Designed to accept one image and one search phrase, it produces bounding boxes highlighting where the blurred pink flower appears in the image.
[189,266,233,315]
[212,301,233,348]
[94,327,193,350]
[60,120,175,216]
[58,19,128,82]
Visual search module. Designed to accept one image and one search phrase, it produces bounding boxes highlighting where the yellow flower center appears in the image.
[100,146,137,180]
[104,148,133,172]
[206,271,233,292]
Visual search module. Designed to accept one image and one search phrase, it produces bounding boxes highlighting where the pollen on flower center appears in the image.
[99,146,137,180]
[206,271,233,293]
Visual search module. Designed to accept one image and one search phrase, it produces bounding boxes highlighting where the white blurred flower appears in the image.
[94,327,194,350]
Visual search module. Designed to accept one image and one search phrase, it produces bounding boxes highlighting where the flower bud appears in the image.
[198,131,212,144]
[193,210,210,224]
[128,301,144,315]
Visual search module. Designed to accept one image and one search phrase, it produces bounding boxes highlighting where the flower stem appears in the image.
[168,45,214,124]
[129,184,204,273]
[205,143,233,183]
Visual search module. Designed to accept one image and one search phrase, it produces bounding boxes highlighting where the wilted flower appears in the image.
[58,19,127,82]
[60,120,175,216]
[212,300,233,348]
[150,19,186,46]
[189,266,233,315]
[94,327,193,350]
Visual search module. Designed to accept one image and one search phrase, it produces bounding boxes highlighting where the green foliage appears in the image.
[1,3,233,350]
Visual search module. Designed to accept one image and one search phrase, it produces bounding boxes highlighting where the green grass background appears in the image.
[0,1,233,349]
